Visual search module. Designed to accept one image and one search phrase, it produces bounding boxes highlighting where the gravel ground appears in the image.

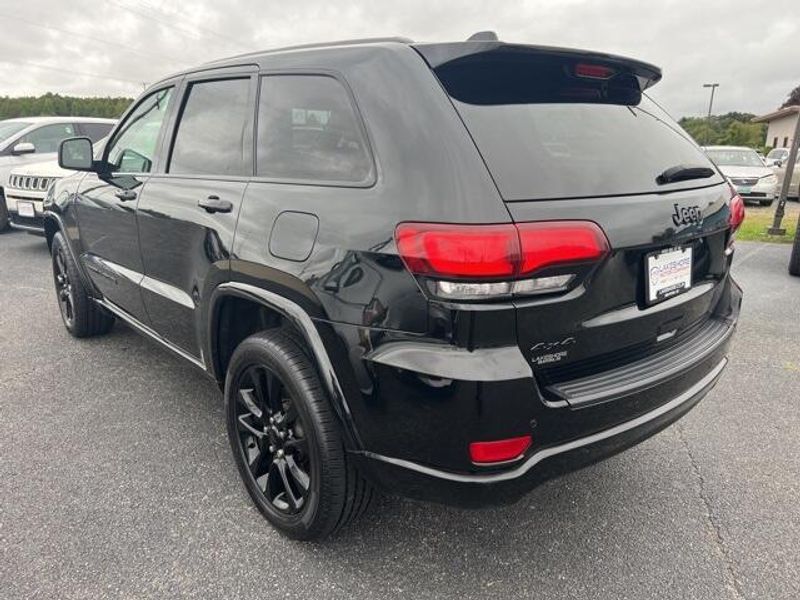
[1,231,799,600]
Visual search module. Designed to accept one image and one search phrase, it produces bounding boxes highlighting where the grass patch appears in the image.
[737,204,798,244]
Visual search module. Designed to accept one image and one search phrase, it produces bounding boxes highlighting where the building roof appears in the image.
[752,105,800,123]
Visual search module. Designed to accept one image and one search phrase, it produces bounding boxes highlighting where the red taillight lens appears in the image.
[729,191,745,234]
[395,221,609,280]
[517,221,609,275]
[395,223,519,278]
[469,435,532,464]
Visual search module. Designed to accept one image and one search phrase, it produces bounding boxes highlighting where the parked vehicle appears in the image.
[765,147,791,167]
[5,136,111,235]
[703,145,778,206]
[0,117,115,230]
[773,154,800,200]
[46,36,742,540]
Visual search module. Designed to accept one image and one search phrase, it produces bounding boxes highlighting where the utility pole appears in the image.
[782,109,800,275]
[703,83,719,144]
[768,110,800,240]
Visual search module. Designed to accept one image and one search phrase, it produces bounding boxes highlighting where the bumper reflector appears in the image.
[469,435,532,464]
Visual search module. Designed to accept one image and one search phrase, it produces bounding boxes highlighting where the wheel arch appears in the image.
[207,282,363,449]
[43,212,99,296]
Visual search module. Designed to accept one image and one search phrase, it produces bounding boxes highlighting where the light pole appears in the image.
[703,83,719,144]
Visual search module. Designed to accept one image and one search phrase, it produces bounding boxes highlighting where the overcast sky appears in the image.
[0,0,798,118]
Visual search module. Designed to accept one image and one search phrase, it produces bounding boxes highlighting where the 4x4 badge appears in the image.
[672,204,702,226]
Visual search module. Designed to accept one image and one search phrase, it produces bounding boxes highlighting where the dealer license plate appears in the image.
[646,247,693,304]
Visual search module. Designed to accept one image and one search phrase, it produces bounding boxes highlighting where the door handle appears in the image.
[114,189,138,202]
[198,195,233,214]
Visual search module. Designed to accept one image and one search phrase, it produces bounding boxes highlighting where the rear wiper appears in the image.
[656,165,716,185]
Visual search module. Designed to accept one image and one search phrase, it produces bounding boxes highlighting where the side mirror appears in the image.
[58,137,95,171]
[776,160,783,168]
[12,142,35,155]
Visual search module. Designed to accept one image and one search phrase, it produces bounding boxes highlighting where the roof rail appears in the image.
[204,36,414,66]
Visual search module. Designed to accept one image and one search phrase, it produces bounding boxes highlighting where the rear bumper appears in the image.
[353,357,726,507]
[333,275,741,506]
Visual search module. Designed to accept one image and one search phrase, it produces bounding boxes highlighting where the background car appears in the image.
[0,116,116,230]
[773,154,800,200]
[704,145,778,206]
[5,135,111,235]
[765,147,791,167]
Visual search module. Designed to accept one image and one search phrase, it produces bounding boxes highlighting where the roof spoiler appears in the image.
[413,41,662,91]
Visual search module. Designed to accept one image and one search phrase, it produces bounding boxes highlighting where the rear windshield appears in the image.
[432,58,722,201]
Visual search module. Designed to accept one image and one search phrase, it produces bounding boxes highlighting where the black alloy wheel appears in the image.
[225,330,372,540]
[234,364,312,514]
[53,246,75,328]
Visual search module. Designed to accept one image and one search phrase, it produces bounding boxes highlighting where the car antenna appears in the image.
[467,31,498,41]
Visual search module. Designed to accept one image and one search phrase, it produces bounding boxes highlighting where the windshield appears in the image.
[0,121,31,144]
[766,149,787,159]
[705,149,764,168]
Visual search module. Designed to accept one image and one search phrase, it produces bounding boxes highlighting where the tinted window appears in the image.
[107,87,173,174]
[256,75,372,183]
[80,122,114,143]
[453,97,722,201]
[429,55,721,200]
[22,123,76,153]
[169,78,252,176]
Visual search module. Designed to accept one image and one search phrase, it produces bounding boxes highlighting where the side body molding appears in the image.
[210,282,362,448]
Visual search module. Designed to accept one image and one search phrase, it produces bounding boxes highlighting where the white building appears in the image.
[753,105,799,149]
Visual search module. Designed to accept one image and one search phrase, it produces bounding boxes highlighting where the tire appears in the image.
[0,191,9,232]
[51,231,115,337]
[760,199,774,207]
[225,330,372,540]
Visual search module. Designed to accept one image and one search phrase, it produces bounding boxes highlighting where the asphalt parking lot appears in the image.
[2,231,799,600]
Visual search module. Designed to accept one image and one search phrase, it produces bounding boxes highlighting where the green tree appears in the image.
[780,84,800,109]
[678,112,767,149]
[0,94,133,120]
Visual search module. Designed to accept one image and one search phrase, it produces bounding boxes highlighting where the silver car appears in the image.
[773,154,800,200]
[704,145,778,206]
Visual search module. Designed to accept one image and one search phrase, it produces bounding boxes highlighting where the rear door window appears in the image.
[79,122,115,143]
[22,123,76,153]
[169,78,253,176]
[428,53,723,201]
[256,75,373,184]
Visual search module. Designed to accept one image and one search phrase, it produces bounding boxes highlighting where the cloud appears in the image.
[0,0,797,117]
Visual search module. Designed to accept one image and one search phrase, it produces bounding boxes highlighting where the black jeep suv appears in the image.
[46,36,743,540]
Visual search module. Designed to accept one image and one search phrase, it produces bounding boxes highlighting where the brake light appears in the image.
[395,221,609,299]
[729,191,745,234]
[575,63,616,79]
[469,435,532,464]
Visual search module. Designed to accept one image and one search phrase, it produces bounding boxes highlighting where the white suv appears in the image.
[0,117,116,230]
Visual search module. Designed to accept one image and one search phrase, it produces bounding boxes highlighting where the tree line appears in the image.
[678,113,767,151]
[0,93,133,120]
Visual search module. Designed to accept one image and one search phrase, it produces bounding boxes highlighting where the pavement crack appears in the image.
[677,425,746,600]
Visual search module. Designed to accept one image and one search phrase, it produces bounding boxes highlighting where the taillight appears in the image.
[729,191,745,234]
[516,222,609,274]
[395,221,609,300]
[469,435,532,464]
